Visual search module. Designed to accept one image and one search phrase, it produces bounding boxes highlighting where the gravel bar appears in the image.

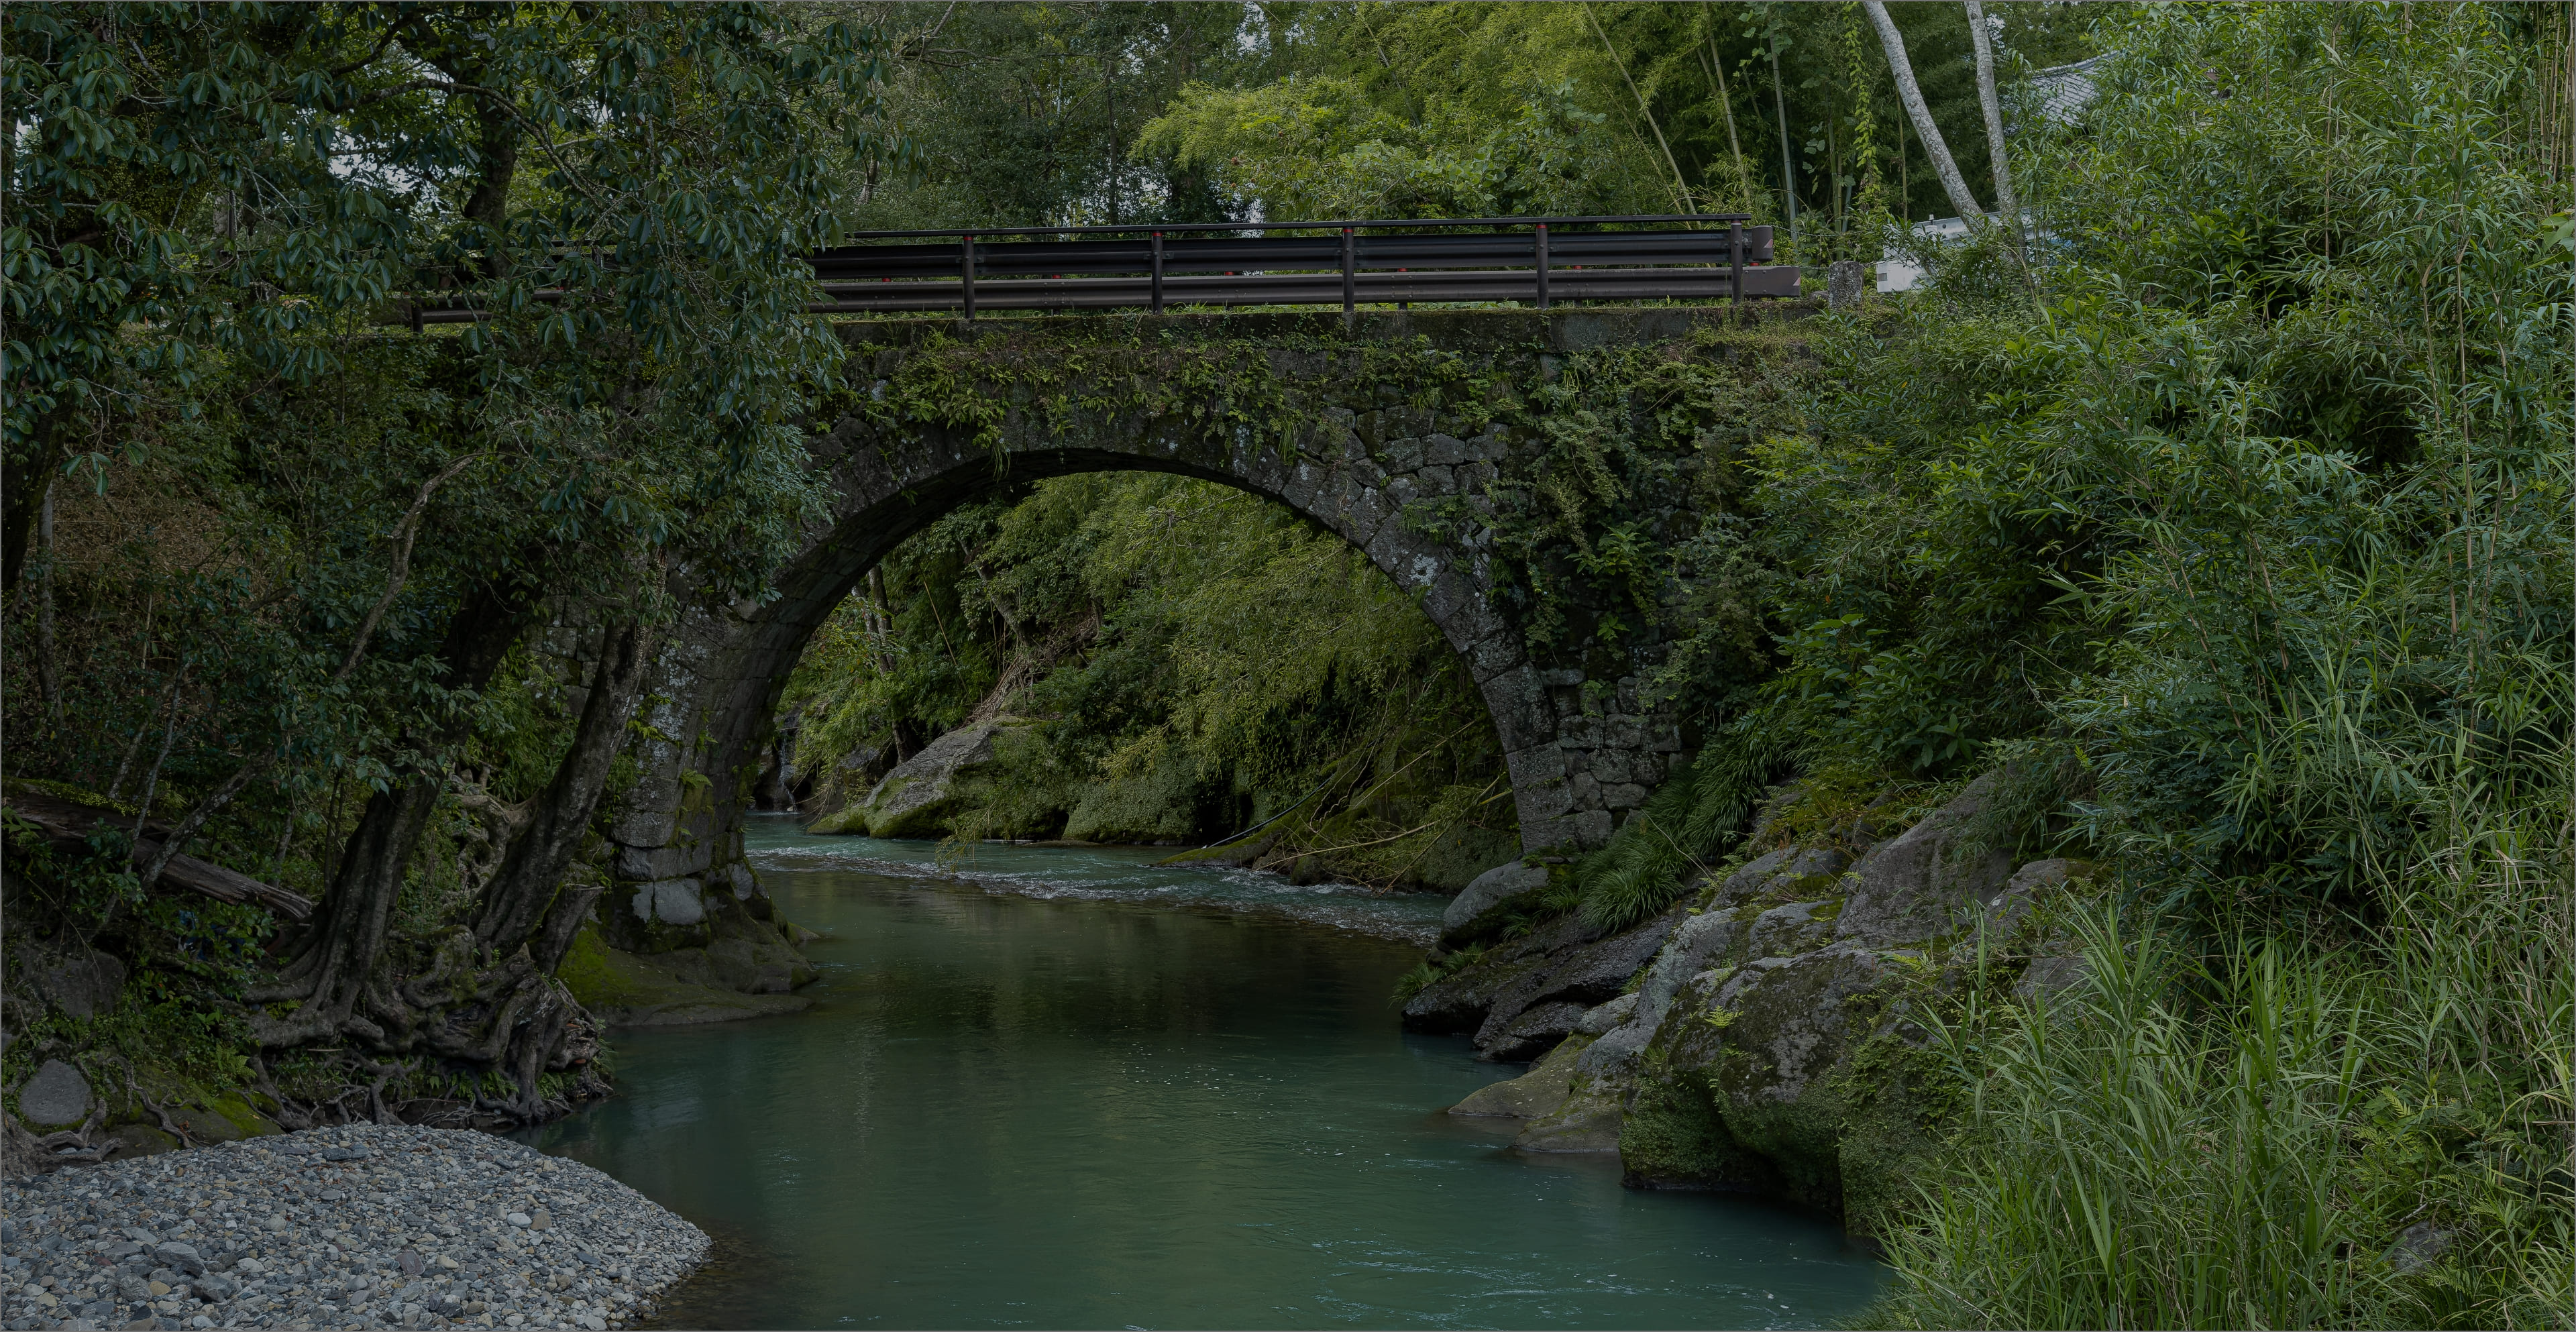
[0,1125,706,1331]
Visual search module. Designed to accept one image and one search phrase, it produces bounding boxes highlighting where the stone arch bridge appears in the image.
[604,307,1781,936]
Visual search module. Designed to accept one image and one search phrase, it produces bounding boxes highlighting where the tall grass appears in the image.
[1867,818,2575,1331]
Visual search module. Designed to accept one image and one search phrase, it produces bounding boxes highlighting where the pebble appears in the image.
[0,1125,706,1331]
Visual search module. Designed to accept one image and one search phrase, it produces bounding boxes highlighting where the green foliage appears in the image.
[785,469,1515,887]
[1828,7,2576,1325]
[0,808,271,1101]
[3,2,906,964]
[1576,718,1787,932]
[1140,76,1646,221]
[1868,868,2573,1331]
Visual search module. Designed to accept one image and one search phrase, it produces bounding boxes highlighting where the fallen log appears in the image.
[3,790,315,921]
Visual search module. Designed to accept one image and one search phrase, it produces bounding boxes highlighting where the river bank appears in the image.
[0,1125,702,1332]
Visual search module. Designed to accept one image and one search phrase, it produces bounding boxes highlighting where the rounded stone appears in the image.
[15,1058,92,1128]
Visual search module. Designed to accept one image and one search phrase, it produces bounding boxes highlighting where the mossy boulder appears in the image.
[810,720,1019,838]
[1408,773,2091,1237]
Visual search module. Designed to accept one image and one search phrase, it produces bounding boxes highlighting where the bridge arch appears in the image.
[603,310,1712,940]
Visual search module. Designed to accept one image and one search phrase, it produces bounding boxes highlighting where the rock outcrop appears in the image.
[1421,773,2091,1234]
[809,720,1019,839]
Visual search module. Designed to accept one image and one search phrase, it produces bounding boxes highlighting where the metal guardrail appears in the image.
[807,215,1788,317]
[405,215,1794,325]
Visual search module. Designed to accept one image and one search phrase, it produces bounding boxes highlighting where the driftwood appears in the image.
[3,790,315,921]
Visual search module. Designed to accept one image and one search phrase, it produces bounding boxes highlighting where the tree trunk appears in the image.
[253,584,530,1042]
[1769,38,1799,249]
[1861,1,1987,227]
[2,414,63,596]
[471,620,656,956]
[254,775,443,1044]
[36,488,60,729]
[1962,1,2025,256]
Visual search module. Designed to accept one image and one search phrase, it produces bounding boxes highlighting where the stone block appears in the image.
[1504,742,1568,784]
[1469,630,1525,683]
[1415,464,1454,495]
[1591,748,1636,784]
[1345,486,1391,549]
[1279,459,1324,512]
[1538,668,1586,687]
[1569,773,1602,810]
[1601,782,1648,811]
[631,877,708,927]
[1513,776,1574,822]
[609,790,682,850]
[1557,714,1605,748]
[1424,433,1470,467]
[1380,437,1425,473]
[1569,810,1614,848]
[1519,814,1582,853]
[615,841,712,883]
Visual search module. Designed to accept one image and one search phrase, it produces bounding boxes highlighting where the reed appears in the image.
[1864,816,2574,1330]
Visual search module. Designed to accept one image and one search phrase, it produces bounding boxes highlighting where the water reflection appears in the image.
[522,819,1884,1329]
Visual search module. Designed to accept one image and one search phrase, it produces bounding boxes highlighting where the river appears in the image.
[519,816,1886,1329]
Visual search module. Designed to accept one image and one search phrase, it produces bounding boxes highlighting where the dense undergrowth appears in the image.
[1715,8,2573,1327]
[782,470,1519,889]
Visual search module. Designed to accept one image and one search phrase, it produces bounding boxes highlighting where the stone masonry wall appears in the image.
[602,307,1778,943]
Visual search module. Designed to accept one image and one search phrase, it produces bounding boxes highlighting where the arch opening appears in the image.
[747,458,1525,893]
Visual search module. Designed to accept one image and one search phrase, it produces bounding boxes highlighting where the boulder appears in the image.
[15,1058,90,1129]
[1448,1036,1590,1120]
[1833,772,2017,946]
[35,950,126,1019]
[1574,993,1638,1035]
[1984,857,2082,937]
[1744,899,1838,959]
[818,721,1014,839]
[2015,953,2090,1005]
[1466,909,1678,1059]
[1439,863,1550,944]
[1575,905,1750,1078]
[1481,1001,1589,1062]
[1514,1074,1625,1153]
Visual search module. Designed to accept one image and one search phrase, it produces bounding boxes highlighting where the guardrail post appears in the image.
[1534,222,1550,311]
[1150,231,1165,315]
[1340,228,1356,320]
[1728,221,1743,314]
[960,233,977,320]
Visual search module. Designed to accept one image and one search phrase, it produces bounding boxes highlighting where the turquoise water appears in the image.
[521,817,1884,1329]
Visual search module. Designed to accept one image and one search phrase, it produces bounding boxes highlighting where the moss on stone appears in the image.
[556,927,663,1015]
[1618,1068,1774,1190]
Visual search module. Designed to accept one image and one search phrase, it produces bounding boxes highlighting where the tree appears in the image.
[1862,0,1986,225]
[1962,0,2024,256]
[5,1,903,1117]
